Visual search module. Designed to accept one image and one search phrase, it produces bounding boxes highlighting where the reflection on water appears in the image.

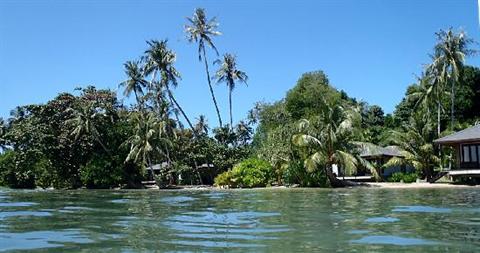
[351,235,439,246]
[0,187,479,252]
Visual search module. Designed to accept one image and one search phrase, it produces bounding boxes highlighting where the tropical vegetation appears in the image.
[0,11,478,189]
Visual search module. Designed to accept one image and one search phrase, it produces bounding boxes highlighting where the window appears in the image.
[472,145,478,162]
[463,145,470,162]
[461,144,480,164]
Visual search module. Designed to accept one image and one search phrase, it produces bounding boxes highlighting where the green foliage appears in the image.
[388,172,418,183]
[282,159,328,187]
[285,71,341,120]
[80,155,123,189]
[214,158,274,188]
[383,114,440,180]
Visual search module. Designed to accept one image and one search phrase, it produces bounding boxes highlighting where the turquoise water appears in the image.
[1,187,480,252]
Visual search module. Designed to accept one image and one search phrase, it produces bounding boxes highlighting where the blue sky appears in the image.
[0,0,479,127]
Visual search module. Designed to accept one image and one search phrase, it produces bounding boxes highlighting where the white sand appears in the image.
[364,182,480,189]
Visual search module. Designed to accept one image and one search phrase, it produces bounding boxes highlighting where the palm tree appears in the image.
[66,102,110,154]
[432,28,474,129]
[123,112,167,178]
[185,8,223,127]
[119,61,148,108]
[384,115,440,181]
[292,99,374,187]
[408,66,448,138]
[194,115,209,136]
[427,62,449,137]
[215,53,248,128]
[143,39,195,132]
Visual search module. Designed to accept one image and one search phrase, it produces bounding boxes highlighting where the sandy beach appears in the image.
[364,182,480,189]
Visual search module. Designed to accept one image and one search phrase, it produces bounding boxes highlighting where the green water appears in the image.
[1,187,480,252]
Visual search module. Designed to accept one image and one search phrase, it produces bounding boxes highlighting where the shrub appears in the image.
[282,159,328,187]
[388,172,418,183]
[80,155,123,189]
[214,158,273,188]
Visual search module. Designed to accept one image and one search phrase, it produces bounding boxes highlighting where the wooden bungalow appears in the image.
[434,124,480,178]
[360,144,413,178]
[334,144,413,181]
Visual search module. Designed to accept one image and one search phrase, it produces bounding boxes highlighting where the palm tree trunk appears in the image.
[202,48,223,127]
[325,163,344,188]
[134,90,145,112]
[451,80,455,130]
[166,86,195,133]
[167,95,182,128]
[229,88,233,128]
[437,100,441,137]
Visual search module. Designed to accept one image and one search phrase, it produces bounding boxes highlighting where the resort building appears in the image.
[434,124,480,178]
[334,144,413,181]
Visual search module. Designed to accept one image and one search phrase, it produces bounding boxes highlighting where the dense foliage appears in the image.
[0,8,252,189]
[214,158,273,188]
[388,172,418,183]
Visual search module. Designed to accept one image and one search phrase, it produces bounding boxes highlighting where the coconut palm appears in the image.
[185,8,223,127]
[384,115,440,181]
[123,112,168,177]
[143,39,195,132]
[292,99,374,187]
[194,115,209,136]
[408,65,448,138]
[432,28,474,129]
[119,60,148,107]
[215,53,248,128]
[66,102,109,154]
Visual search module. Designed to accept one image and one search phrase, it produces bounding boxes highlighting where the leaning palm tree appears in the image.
[432,28,474,129]
[143,39,195,132]
[119,60,148,108]
[215,53,248,128]
[292,99,375,187]
[383,115,440,181]
[185,8,223,127]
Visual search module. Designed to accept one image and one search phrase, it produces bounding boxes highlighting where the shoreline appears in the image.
[2,182,480,192]
[362,182,480,189]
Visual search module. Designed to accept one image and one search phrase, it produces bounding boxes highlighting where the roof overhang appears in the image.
[434,138,480,145]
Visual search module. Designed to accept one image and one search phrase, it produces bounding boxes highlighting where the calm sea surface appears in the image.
[1,187,480,252]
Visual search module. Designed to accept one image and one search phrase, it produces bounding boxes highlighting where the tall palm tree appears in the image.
[143,39,195,132]
[384,115,440,181]
[427,61,449,137]
[66,102,110,154]
[185,8,223,127]
[408,66,448,138]
[194,115,209,136]
[432,28,474,129]
[215,53,248,128]
[119,61,148,108]
[292,99,374,187]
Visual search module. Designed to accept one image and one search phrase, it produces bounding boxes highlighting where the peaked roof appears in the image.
[434,124,480,144]
[360,143,403,158]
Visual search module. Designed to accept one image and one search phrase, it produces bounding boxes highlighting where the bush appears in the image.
[388,172,418,183]
[214,158,274,188]
[282,160,328,187]
[80,155,123,188]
